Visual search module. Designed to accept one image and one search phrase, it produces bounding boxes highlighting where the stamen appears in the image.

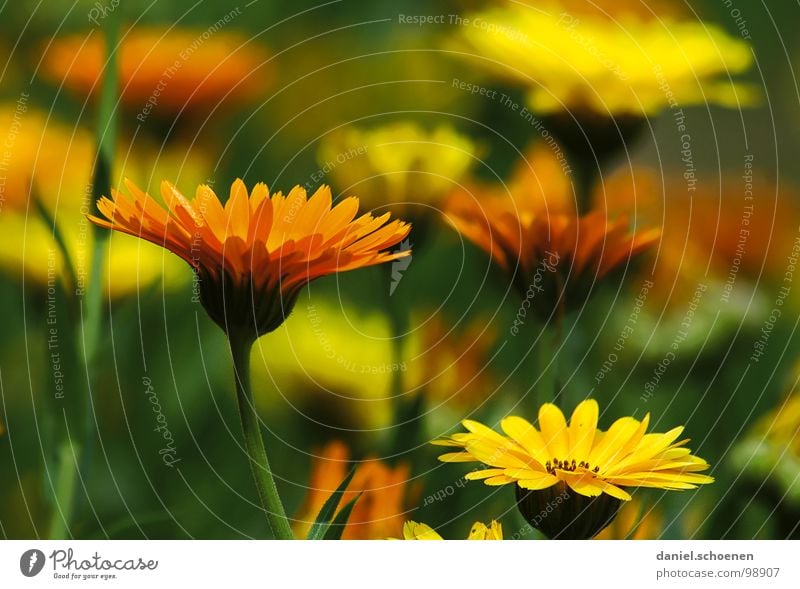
[547,457,600,474]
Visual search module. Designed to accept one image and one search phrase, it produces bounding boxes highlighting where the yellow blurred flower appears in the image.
[250,299,399,430]
[253,300,502,427]
[732,394,800,506]
[398,519,503,540]
[294,440,414,540]
[0,103,209,296]
[595,496,664,539]
[452,1,757,116]
[39,25,270,117]
[318,122,478,216]
[0,100,93,213]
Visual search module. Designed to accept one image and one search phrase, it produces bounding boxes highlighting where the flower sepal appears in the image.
[516,481,622,540]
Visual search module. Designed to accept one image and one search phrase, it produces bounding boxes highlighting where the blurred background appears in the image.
[0,0,799,540]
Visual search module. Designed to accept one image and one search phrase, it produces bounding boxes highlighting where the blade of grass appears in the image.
[321,493,362,540]
[306,466,357,540]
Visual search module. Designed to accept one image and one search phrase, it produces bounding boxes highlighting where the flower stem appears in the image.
[535,322,556,406]
[228,333,293,539]
[48,12,120,537]
[48,439,79,538]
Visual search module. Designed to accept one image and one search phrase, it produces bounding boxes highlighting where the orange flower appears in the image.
[597,167,800,307]
[40,27,270,116]
[444,178,659,315]
[294,441,414,540]
[405,313,502,412]
[89,179,410,337]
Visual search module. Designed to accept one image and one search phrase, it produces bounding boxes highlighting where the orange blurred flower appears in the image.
[444,155,659,314]
[597,167,800,307]
[466,143,577,216]
[40,26,270,117]
[0,102,211,296]
[89,180,411,337]
[405,313,501,412]
[294,440,414,540]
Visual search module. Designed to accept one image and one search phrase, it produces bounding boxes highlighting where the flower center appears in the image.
[545,458,600,475]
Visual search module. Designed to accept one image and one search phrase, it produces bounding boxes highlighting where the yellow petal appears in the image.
[225,178,250,240]
[501,415,550,466]
[569,399,598,460]
[538,403,569,458]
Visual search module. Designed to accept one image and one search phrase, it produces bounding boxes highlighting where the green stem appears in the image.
[229,333,293,539]
[536,322,556,406]
[382,263,421,458]
[571,154,598,215]
[56,15,120,536]
[387,300,407,401]
[48,438,79,539]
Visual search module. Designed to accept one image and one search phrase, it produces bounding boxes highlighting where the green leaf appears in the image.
[322,493,362,540]
[33,195,78,302]
[306,466,357,540]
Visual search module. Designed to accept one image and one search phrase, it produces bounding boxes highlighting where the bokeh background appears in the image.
[1,0,799,540]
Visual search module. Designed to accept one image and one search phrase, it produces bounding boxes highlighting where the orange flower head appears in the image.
[445,176,659,316]
[40,27,270,116]
[294,440,415,540]
[89,179,411,338]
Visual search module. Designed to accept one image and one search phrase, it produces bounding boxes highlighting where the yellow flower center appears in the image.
[546,458,600,475]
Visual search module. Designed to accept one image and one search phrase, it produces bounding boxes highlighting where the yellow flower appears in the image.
[452,2,757,116]
[294,441,414,540]
[250,299,396,430]
[436,399,713,498]
[594,496,663,539]
[318,122,478,216]
[401,521,444,540]
[399,520,503,540]
[89,179,411,337]
[467,520,503,540]
[434,399,713,538]
[732,394,800,506]
[0,103,206,296]
[39,26,270,116]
